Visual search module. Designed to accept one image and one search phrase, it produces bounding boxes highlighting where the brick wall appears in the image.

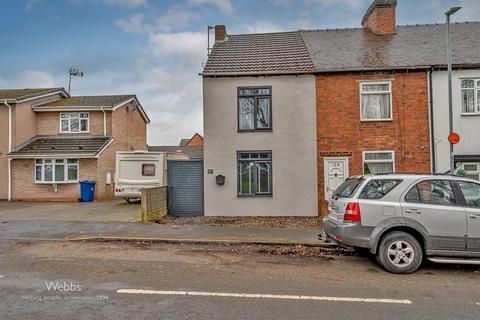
[316,71,431,204]
[185,134,203,146]
[11,158,97,201]
[362,4,396,34]
[36,111,106,136]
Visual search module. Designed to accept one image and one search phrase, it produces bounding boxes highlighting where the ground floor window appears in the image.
[237,151,272,196]
[35,159,79,183]
[459,163,480,180]
[363,151,395,174]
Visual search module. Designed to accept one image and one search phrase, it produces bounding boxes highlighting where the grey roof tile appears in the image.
[9,135,112,157]
[0,88,67,101]
[37,95,135,107]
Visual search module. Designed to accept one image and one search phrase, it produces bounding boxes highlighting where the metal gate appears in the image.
[167,159,204,216]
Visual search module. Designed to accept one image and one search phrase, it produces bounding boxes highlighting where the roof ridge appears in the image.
[68,94,135,98]
[227,30,299,37]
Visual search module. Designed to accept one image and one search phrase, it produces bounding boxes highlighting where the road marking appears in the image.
[117,289,412,305]
[0,275,5,279]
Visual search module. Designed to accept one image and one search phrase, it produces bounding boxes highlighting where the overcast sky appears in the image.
[1,0,479,145]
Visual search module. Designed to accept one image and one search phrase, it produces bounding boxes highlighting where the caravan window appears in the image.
[142,164,156,176]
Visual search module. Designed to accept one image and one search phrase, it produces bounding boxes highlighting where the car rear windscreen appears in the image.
[334,177,365,198]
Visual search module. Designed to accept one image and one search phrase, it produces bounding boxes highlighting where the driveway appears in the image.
[0,199,141,222]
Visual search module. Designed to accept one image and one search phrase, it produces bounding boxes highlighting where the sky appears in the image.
[1,0,479,145]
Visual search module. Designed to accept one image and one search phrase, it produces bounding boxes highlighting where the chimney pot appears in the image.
[361,0,397,34]
[215,25,227,42]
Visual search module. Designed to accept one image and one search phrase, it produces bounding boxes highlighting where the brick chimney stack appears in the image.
[361,0,397,34]
[215,25,227,42]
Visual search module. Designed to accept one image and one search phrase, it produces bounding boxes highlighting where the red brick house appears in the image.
[1,88,149,201]
[201,0,480,216]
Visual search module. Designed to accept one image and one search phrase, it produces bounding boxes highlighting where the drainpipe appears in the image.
[428,69,436,173]
[1,100,12,201]
[101,107,106,136]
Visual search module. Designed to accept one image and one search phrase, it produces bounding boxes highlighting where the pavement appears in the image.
[1,240,479,320]
[0,200,325,246]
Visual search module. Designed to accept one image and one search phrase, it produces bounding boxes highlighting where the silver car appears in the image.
[323,173,480,274]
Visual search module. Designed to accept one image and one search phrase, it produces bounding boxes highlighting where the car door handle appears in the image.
[405,209,421,214]
[469,214,480,219]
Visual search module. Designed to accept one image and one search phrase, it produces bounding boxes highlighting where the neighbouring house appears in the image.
[202,0,480,216]
[148,133,204,159]
[1,88,149,201]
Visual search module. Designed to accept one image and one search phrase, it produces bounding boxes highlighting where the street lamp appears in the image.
[68,67,84,94]
[445,6,461,173]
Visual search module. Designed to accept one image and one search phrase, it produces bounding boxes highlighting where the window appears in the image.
[359,179,402,200]
[458,181,480,208]
[360,82,392,121]
[238,87,272,131]
[142,164,156,176]
[363,151,395,174]
[405,180,456,206]
[60,113,89,133]
[461,79,480,114]
[333,177,365,198]
[237,151,272,196]
[460,163,480,180]
[35,159,78,183]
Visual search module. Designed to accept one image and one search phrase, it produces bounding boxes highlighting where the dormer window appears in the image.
[60,112,89,133]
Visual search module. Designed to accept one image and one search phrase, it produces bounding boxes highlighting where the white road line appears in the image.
[117,289,412,305]
[0,275,5,279]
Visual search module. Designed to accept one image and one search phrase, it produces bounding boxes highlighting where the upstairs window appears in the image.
[238,87,272,131]
[60,113,89,133]
[461,79,480,114]
[237,151,272,196]
[360,82,392,121]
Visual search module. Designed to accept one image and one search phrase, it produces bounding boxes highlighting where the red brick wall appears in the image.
[362,5,396,34]
[316,71,431,204]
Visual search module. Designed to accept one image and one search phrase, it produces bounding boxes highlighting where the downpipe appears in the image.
[1,100,12,201]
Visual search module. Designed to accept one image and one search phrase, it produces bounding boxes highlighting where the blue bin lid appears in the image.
[79,179,96,184]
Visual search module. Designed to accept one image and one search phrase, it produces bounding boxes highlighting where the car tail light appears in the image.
[344,202,361,222]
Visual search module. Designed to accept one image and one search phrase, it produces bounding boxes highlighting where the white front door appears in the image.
[324,158,349,200]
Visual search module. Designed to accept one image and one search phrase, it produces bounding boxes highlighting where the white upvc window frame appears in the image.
[34,159,79,184]
[60,112,89,133]
[460,162,480,181]
[359,81,393,122]
[460,78,480,115]
[362,150,396,174]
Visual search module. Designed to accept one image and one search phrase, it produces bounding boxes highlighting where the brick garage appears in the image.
[316,71,431,205]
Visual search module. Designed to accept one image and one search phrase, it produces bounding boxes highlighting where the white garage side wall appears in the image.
[432,69,480,172]
[203,75,318,216]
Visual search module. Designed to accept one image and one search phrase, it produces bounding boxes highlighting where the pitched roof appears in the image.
[0,88,68,101]
[9,135,112,158]
[179,139,190,146]
[38,95,135,107]
[301,22,480,72]
[202,31,315,75]
[202,22,480,75]
[147,146,203,159]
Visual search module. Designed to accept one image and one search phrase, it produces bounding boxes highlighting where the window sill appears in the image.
[360,119,393,122]
[34,181,79,184]
[238,129,273,133]
[461,113,480,116]
[237,194,273,198]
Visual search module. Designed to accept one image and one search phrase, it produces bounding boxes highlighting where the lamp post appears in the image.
[445,6,461,173]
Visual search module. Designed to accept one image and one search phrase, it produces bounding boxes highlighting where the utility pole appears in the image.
[445,6,461,173]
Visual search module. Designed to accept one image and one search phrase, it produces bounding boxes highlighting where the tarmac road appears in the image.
[1,239,479,320]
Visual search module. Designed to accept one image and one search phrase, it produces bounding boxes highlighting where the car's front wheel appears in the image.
[376,231,423,274]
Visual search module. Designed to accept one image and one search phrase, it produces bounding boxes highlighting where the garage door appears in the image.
[167,160,204,216]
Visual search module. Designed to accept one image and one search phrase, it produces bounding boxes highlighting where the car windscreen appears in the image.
[334,177,365,198]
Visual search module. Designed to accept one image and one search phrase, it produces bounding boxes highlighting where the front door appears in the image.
[456,180,480,252]
[324,158,349,200]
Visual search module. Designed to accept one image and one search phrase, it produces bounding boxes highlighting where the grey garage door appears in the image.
[167,160,204,216]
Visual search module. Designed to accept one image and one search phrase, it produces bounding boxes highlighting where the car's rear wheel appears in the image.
[376,231,423,274]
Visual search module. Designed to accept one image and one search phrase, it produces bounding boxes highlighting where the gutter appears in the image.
[1,100,12,201]
[428,69,436,173]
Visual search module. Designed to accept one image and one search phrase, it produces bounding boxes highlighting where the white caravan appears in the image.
[114,151,187,202]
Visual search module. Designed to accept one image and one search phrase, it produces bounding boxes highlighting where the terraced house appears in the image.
[0,88,149,201]
[202,0,480,216]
